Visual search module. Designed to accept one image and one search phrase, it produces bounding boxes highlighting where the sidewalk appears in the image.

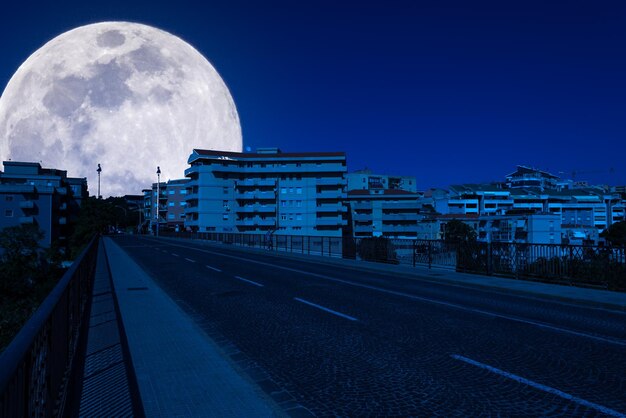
[158,236,626,312]
[102,237,283,418]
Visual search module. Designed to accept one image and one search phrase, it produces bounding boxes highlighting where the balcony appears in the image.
[316,202,345,213]
[236,204,276,213]
[316,190,344,200]
[354,225,373,233]
[353,213,371,222]
[350,202,372,210]
[19,200,36,210]
[381,202,420,210]
[383,213,419,221]
[316,217,342,226]
[316,178,345,186]
[381,224,417,233]
[236,179,276,187]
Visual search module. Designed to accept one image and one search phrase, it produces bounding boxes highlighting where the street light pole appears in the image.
[97,164,102,199]
[156,166,161,237]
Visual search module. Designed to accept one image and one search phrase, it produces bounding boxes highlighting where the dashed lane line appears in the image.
[451,354,626,418]
[185,258,196,263]
[142,240,626,347]
[206,265,222,272]
[294,297,358,321]
[234,276,264,287]
[171,253,180,257]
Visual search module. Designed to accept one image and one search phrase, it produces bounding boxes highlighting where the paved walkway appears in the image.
[102,237,282,417]
[78,239,140,417]
[160,236,626,312]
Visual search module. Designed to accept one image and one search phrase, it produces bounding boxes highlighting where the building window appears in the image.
[289,187,293,193]
[296,187,302,194]
[296,163,301,167]
[281,187,287,194]
[296,200,302,207]
[296,214,302,221]
[281,214,287,220]
[169,202,175,207]
[223,214,229,220]
[223,200,229,207]
[293,226,302,230]
[281,201,287,207]
[223,187,229,194]
[181,189,187,195]
[5,210,13,217]
[289,214,294,221]
[206,227,216,231]
[169,190,175,195]
[168,214,175,219]
[180,202,187,206]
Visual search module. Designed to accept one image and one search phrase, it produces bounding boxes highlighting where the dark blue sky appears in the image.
[1,0,624,189]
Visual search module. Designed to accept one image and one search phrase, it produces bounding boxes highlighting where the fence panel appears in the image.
[0,237,98,418]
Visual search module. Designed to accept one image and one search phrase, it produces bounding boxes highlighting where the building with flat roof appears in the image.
[184,148,347,236]
[143,179,189,233]
[0,161,87,247]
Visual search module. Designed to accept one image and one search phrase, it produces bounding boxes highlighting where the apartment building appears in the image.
[143,179,189,232]
[347,169,417,193]
[0,161,87,247]
[477,213,562,245]
[184,148,347,236]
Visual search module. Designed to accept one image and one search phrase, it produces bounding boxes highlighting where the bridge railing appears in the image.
[0,237,98,418]
[159,231,625,291]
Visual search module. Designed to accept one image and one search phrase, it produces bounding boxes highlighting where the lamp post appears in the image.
[156,166,161,237]
[97,164,102,199]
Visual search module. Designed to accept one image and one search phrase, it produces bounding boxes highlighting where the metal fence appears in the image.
[159,232,626,291]
[0,237,98,418]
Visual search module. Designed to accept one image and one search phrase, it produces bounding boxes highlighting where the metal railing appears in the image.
[0,237,98,418]
[159,231,626,291]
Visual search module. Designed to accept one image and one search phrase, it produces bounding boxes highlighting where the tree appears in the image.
[601,221,626,247]
[444,219,477,243]
[0,224,44,295]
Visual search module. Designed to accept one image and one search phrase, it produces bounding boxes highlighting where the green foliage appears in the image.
[69,196,139,257]
[444,219,477,244]
[0,224,44,295]
[600,221,626,247]
[357,237,398,264]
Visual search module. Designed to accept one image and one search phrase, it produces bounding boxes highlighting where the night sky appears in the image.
[1,0,624,190]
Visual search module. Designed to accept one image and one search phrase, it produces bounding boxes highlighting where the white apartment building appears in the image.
[346,171,422,238]
[184,148,347,236]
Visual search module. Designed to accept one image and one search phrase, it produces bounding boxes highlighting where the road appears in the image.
[112,235,626,417]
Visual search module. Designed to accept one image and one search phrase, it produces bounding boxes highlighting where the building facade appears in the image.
[143,179,190,232]
[0,161,87,247]
[184,148,347,236]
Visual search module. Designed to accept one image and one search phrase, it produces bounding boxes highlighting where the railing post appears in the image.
[412,240,416,267]
[308,236,311,255]
[428,241,432,269]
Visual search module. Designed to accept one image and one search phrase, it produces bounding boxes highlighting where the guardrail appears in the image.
[158,231,626,291]
[0,237,98,418]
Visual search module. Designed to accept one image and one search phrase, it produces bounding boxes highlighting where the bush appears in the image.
[357,237,398,264]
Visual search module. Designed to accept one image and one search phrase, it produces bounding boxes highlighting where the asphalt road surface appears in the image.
[112,235,626,417]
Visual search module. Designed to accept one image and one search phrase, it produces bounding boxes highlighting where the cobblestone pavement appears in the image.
[113,236,626,417]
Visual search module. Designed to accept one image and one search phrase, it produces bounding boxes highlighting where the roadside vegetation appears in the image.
[1,196,136,352]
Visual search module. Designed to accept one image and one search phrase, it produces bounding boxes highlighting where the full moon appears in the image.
[0,21,242,196]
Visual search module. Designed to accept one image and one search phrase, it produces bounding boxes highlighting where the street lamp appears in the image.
[156,166,161,237]
[97,164,102,199]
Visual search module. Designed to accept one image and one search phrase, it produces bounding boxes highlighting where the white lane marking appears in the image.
[144,240,626,347]
[294,297,358,321]
[185,258,196,263]
[451,354,626,418]
[206,265,222,272]
[171,253,180,257]
[234,276,264,287]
